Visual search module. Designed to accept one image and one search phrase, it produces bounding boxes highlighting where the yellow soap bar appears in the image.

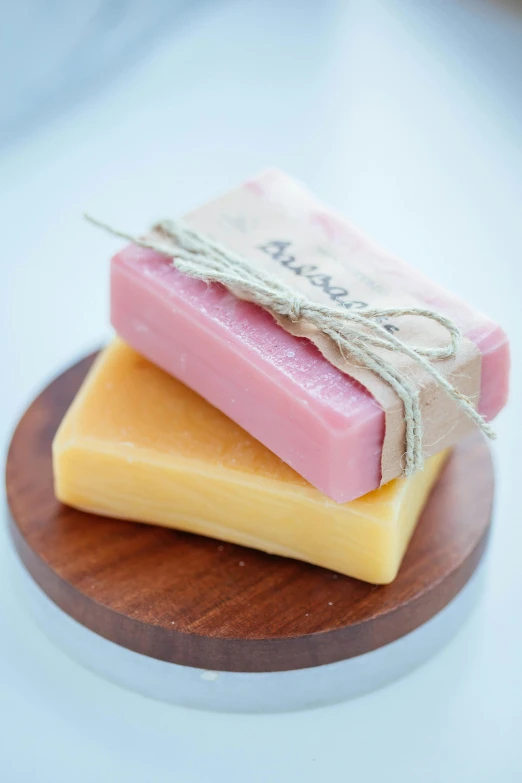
[53,340,447,584]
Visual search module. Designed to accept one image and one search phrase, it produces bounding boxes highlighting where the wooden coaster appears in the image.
[6,353,493,674]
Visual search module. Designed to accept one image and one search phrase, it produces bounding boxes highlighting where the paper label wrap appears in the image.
[182,186,480,484]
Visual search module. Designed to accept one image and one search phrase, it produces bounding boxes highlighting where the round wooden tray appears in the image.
[6,353,494,674]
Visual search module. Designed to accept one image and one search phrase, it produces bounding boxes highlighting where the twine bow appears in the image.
[85,214,495,476]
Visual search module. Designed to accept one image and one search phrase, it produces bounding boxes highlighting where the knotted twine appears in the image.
[85,214,496,477]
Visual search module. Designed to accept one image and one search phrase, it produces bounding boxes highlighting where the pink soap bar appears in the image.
[111,170,509,502]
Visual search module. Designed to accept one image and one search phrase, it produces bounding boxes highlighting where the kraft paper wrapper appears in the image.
[180,186,481,485]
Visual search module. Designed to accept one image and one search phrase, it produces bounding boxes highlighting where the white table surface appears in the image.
[1,0,521,780]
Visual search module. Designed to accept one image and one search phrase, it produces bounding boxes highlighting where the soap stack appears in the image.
[53,170,509,584]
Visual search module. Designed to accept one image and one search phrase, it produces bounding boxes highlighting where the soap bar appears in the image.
[53,340,447,584]
[111,170,509,502]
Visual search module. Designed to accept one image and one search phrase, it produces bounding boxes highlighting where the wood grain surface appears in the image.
[6,352,494,672]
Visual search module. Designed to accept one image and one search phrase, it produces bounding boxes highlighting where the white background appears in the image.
[1,0,521,780]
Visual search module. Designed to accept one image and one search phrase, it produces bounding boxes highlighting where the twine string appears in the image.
[85,213,496,475]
